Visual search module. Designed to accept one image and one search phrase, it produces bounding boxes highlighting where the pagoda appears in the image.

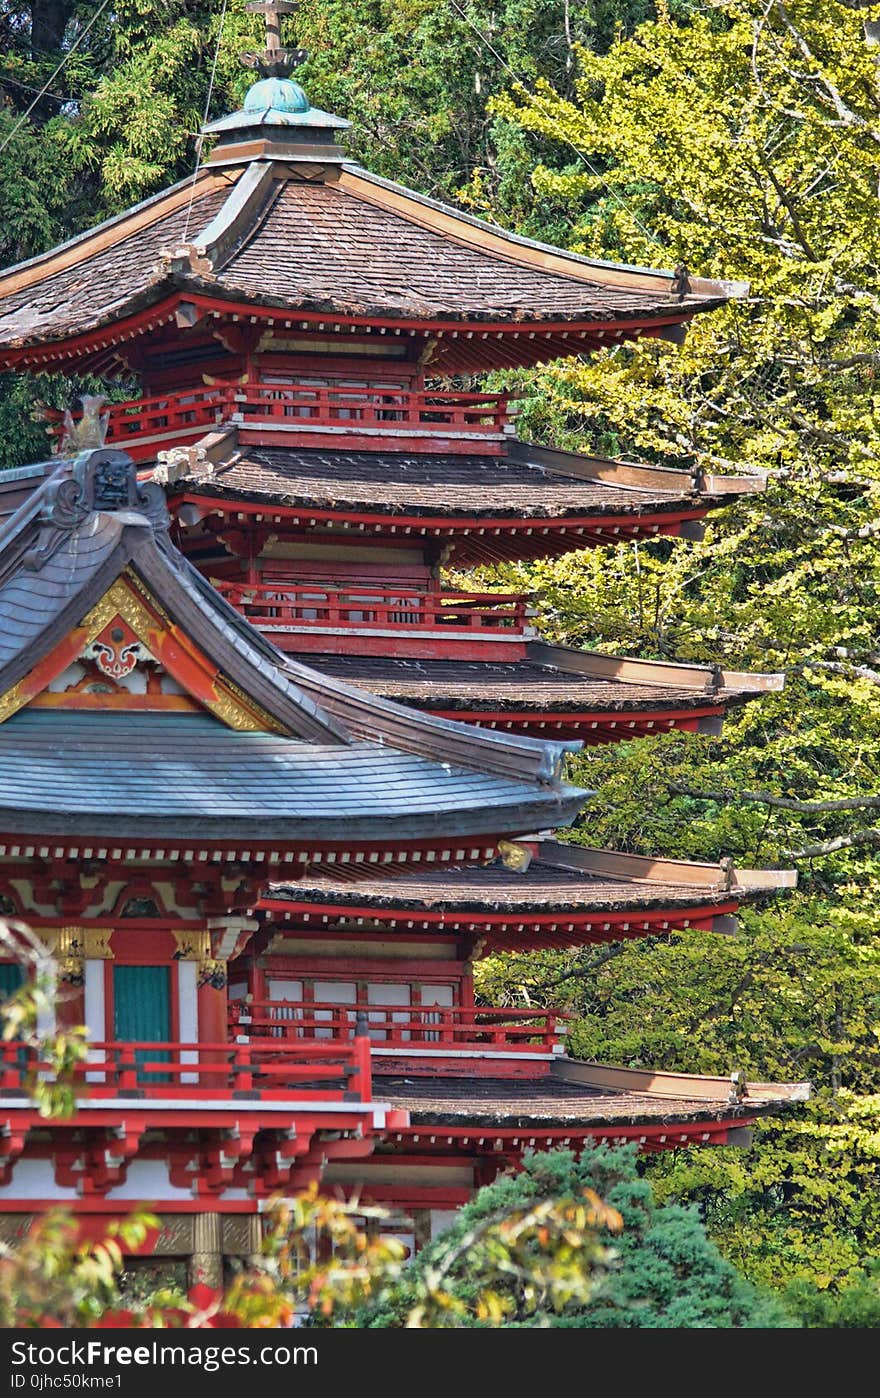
[0,4,808,1273]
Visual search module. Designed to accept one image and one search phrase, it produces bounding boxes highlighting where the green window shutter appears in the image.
[0,962,27,1075]
[113,965,172,1083]
[0,962,24,999]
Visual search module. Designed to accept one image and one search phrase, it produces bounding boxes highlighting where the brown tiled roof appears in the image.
[376,1076,765,1128]
[183,446,716,519]
[269,858,741,916]
[266,838,794,916]
[215,178,723,323]
[303,654,732,713]
[0,154,734,355]
[0,184,230,349]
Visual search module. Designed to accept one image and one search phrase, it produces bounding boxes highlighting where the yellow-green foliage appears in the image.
[470,2,880,1300]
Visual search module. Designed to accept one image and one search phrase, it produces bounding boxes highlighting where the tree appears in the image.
[468,0,880,1301]
[360,1146,794,1327]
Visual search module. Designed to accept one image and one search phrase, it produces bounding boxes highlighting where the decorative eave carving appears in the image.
[25,448,168,571]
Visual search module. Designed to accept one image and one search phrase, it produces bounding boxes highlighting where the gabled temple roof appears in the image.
[0,448,589,844]
[0,134,742,367]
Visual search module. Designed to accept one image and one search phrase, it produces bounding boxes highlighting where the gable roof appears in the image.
[0,448,589,843]
[0,147,742,362]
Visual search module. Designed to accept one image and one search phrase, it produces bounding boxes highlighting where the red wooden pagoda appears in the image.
[0,7,808,1276]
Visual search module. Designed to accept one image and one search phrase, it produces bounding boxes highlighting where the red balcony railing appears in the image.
[48,383,513,459]
[230,1001,566,1054]
[0,1037,372,1101]
[216,581,531,638]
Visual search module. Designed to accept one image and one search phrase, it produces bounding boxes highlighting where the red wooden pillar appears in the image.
[197,963,228,1045]
[247,959,267,1005]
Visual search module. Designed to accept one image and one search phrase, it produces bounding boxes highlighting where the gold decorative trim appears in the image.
[0,680,26,725]
[1,564,279,734]
[43,927,114,960]
[80,575,165,639]
[206,682,269,733]
[197,958,227,990]
[172,929,211,961]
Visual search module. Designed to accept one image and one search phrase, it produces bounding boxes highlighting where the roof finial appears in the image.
[241,0,306,78]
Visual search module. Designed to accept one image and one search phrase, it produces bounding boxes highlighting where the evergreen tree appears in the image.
[360,1146,794,1327]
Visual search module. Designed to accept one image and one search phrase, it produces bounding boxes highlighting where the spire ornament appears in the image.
[240,0,306,78]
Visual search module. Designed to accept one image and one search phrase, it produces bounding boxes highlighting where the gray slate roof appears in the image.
[0,449,588,842]
[0,710,582,840]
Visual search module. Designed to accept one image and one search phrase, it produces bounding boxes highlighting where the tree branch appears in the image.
[772,3,880,143]
[669,784,880,813]
[540,943,630,989]
[783,828,880,858]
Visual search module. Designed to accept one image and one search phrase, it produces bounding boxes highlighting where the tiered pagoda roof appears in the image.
[0,447,587,865]
[378,1064,809,1142]
[168,439,762,563]
[303,643,783,741]
[261,839,796,952]
[0,158,742,374]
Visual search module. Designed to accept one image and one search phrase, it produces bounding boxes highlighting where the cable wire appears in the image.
[0,0,114,157]
[182,0,230,242]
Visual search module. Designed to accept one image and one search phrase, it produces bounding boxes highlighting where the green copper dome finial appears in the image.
[240,2,309,114]
[243,75,309,114]
[203,0,349,154]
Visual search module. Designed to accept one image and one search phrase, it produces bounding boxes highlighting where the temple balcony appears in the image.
[0,1032,412,1200]
[229,999,569,1080]
[215,580,535,659]
[0,1034,373,1102]
[48,383,516,461]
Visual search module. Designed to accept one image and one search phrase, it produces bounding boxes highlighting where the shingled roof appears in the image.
[173,441,756,518]
[0,448,590,845]
[301,644,783,718]
[262,840,795,950]
[0,119,743,363]
[267,840,795,915]
[377,1067,809,1132]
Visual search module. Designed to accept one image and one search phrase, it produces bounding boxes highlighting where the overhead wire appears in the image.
[182,0,231,241]
[0,0,114,156]
[445,0,664,249]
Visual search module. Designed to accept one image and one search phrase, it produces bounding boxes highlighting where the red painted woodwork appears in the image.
[259,896,740,948]
[0,1037,372,1102]
[230,999,566,1053]
[0,159,768,1228]
[217,580,531,658]
[429,706,726,740]
[6,285,702,376]
[178,491,710,565]
[197,980,229,1048]
[48,383,512,459]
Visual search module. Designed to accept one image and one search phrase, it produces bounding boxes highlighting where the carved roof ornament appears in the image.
[59,394,109,456]
[241,0,306,78]
[153,444,214,485]
[24,448,169,569]
[156,244,214,279]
